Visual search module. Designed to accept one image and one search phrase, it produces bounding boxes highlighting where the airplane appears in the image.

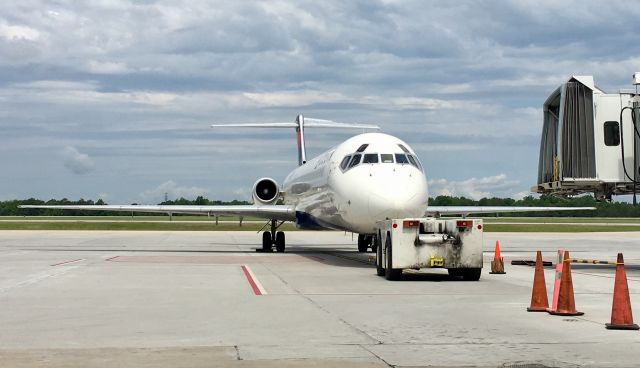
[21,115,594,253]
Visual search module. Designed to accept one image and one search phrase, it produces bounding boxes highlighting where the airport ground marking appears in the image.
[241,265,267,295]
[50,258,84,267]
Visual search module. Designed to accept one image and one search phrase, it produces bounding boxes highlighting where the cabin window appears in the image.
[604,121,620,146]
[356,144,369,153]
[340,155,351,170]
[363,153,379,163]
[349,154,362,168]
[395,154,409,164]
[380,154,394,163]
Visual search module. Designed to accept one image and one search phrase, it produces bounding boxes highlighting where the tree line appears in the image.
[1,194,640,217]
[0,196,251,216]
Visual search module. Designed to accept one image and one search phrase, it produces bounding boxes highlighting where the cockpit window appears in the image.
[356,144,369,153]
[380,154,394,163]
[349,154,362,168]
[407,154,423,171]
[395,153,409,164]
[398,144,410,153]
[362,153,378,163]
[340,155,351,170]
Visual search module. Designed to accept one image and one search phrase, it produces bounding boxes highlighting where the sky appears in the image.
[1,0,639,204]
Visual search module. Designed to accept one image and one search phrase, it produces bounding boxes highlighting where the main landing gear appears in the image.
[357,234,376,253]
[261,219,286,253]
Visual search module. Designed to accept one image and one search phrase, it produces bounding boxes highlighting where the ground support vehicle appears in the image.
[375,218,483,281]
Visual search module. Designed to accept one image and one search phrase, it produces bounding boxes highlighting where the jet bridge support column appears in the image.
[634,99,640,205]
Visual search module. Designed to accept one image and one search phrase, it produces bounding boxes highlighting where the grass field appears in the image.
[0,221,299,231]
[0,215,262,222]
[480,217,640,224]
[1,216,640,232]
[483,224,640,232]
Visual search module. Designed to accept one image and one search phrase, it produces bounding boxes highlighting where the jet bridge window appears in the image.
[380,154,394,163]
[340,155,351,170]
[604,121,620,146]
[349,154,362,168]
[362,153,379,163]
[395,154,409,164]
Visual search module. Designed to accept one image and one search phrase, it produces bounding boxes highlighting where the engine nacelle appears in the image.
[252,177,280,205]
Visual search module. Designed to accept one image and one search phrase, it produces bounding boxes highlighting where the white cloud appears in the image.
[428,174,524,200]
[232,187,250,201]
[61,146,95,174]
[85,60,129,74]
[1,1,638,202]
[411,142,484,152]
[0,22,40,41]
[139,180,210,204]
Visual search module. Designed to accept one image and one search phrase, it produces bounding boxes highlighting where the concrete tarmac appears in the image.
[0,231,639,367]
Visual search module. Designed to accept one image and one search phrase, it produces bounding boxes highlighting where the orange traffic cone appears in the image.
[606,253,639,330]
[548,250,583,316]
[527,251,549,312]
[490,240,505,274]
[547,250,565,313]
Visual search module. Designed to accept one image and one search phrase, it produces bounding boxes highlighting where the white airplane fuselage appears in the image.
[282,132,428,234]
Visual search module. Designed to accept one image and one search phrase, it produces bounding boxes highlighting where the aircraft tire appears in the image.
[384,236,402,281]
[375,235,384,276]
[262,231,272,251]
[447,268,462,278]
[461,268,481,281]
[357,234,368,252]
[275,231,285,253]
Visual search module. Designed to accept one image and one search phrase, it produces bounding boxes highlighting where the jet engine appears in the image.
[252,177,280,205]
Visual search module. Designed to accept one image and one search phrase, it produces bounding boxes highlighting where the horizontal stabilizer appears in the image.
[303,118,379,130]
[210,122,298,128]
[211,114,379,166]
[211,119,379,130]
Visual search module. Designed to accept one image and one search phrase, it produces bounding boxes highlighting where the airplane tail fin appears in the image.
[211,115,380,166]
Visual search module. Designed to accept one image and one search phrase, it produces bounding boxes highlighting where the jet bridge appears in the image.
[532,74,640,200]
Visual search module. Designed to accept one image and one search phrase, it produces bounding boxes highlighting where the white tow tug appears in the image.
[374,217,484,281]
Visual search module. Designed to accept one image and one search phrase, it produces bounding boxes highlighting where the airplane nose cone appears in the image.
[368,189,421,222]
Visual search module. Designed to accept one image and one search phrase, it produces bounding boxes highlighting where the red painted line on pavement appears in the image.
[105,256,120,261]
[50,258,84,267]
[241,265,262,295]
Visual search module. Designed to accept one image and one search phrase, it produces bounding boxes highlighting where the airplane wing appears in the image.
[18,204,297,221]
[426,206,596,216]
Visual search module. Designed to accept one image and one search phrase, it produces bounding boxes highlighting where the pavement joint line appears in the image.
[317,251,373,265]
[262,261,382,345]
[358,344,393,367]
[0,266,80,293]
[571,316,607,326]
[49,258,84,267]
[303,294,382,345]
[572,270,640,282]
[360,341,640,346]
